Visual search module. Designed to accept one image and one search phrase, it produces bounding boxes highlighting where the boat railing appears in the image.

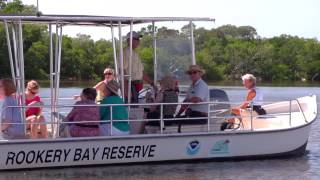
[0,100,310,138]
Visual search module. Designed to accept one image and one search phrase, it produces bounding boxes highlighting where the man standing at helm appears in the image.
[123,31,153,103]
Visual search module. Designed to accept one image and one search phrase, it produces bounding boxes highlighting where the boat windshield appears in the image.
[156,31,192,84]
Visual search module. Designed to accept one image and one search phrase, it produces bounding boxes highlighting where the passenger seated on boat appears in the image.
[25,80,48,138]
[221,74,266,130]
[93,68,116,102]
[65,88,100,137]
[0,79,25,139]
[100,80,130,136]
[176,65,209,125]
[145,76,178,127]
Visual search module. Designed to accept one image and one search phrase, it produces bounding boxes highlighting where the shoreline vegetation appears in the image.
[1,1,320,84]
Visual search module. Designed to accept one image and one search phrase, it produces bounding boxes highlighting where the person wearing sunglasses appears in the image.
[93,68,115,102]
[0,78,25,139]
[25,80,47,138]
[176,65,209,124]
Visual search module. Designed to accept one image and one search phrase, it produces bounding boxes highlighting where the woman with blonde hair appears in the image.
[221,74,266,130]
[0,78,25,139]
[25,80,48,138]
[93,68,116,102]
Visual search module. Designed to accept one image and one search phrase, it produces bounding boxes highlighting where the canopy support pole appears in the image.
[4,21,16,84]
[152,21,157,84]
[49,23,55,134]
[128,21,133,104]
[11,24,21,94]
[18,19,26,135]
[110,23,118,82]
[118,22,125,100]
[190,21,196,65]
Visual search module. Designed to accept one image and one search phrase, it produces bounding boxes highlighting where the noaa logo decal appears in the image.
[211,140,230,154]
[186,140,200,156]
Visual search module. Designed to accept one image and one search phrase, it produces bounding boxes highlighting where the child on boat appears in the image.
[100,80,130,136]
[0,79,25,139]
[25,80,48,138]
[66,88,100,137]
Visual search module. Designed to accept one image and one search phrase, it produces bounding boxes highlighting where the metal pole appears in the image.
[110,24,119,81]
[207,103,210,132]
[49,23,55,133]
[18,20,27,135]
[250,103,253,131]
[189,21,196,65]
[55,25,63,137]
[118,22,125,100]
[289,100,292,127]
[152,21,157,84]
[4,21,16,83]
[11,24,20,91]
[127,21,133,104]
[54,22,59,110]
[110,106,113,136]
[55,26,63,103]
[160,104,163,134]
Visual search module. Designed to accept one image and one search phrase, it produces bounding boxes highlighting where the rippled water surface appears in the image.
[0,86,319,180]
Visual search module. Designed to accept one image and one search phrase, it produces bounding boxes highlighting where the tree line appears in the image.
[1,0,320,83]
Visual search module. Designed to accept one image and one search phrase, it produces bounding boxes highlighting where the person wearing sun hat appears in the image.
[176,65,209,123]
[99,80,130,136]
[122,31,153,103]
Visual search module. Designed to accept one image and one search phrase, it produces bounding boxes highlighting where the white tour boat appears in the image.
[0,15,317,170]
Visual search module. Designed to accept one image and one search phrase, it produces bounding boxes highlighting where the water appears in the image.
[0,86,319,179]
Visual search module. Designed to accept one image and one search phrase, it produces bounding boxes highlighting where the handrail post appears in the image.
[250,102,253,131]
[207,103,210,132]
[289,100,292,127]
[110,106,113,136]
[160,104,163,134]
[295,99,308,123]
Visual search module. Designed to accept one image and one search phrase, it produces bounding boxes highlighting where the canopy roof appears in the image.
[0,15,215,26]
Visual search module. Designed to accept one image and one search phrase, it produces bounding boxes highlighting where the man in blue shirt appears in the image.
[177,65,209,124]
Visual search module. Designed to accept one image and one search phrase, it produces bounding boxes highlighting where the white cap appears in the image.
[126,31,142,39]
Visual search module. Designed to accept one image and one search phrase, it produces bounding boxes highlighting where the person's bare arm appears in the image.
[239,89,256,109]
[93,81,105,90]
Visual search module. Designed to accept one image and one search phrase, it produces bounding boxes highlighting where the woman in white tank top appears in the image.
[221,74,266,131]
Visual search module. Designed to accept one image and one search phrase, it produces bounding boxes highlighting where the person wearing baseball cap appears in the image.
[122,31,153,103]
[176,65,209,124]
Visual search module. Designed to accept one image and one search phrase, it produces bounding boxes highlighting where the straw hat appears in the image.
[105,80,120,95]
[185,65,205,75]
[159,75,176,90]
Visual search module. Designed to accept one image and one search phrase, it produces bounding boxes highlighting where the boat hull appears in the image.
[0,120,314,170]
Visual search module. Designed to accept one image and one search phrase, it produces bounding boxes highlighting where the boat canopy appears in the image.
[0,15,215,26]
[0,15,215,137]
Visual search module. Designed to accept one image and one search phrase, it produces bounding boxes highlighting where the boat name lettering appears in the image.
[5,145,156,166]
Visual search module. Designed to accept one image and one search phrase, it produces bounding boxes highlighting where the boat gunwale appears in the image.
[0,115,316,145]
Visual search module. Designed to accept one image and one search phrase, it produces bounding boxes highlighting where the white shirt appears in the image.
[186,78,209,113]
[122,47,144,81]
[251,88,263,106]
